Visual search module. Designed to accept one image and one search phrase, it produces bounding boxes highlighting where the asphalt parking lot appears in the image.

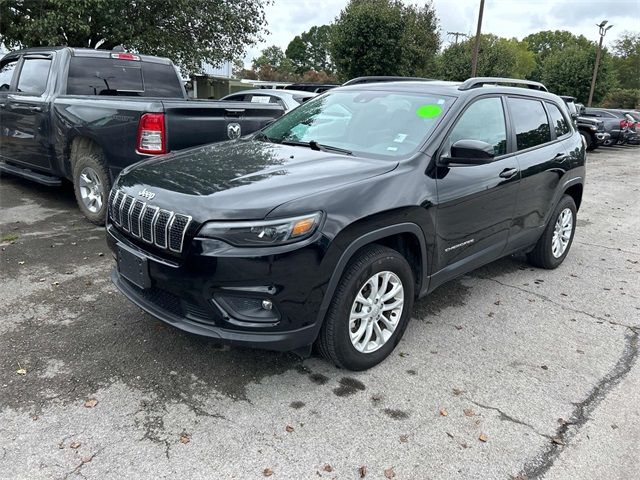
[1,145,639,480]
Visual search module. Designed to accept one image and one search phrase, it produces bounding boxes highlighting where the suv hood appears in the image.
[116,139,397,220]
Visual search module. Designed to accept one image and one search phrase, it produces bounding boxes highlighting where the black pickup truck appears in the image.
[0,47,283,223]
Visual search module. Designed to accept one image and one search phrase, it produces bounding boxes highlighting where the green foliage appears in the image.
[611,32,640,90]
[0,0,269,73]
[599,89,640,109]
[251,45,298,81]
[523,30,592,79]
[286,25,333,75]
[540,45,615,104]
[438,35,533,81]
[329,0,439,81]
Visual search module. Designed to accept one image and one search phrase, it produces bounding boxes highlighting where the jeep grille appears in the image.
[108,189,192,253]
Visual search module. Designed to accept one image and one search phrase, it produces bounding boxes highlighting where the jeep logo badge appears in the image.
[227,123,241,140]
[138,188,155,200]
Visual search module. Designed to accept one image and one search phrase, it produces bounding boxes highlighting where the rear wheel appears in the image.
[527,195,577,269]
[580,131,596,151]
[72,151,111,225]
[317,245,414,370]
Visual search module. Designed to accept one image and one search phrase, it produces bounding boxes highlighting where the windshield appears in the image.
[260,89,454,158]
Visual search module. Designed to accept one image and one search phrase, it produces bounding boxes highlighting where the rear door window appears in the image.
[0,59,18,91]
[16,57,51,95]
[507,98,551,151]
[66,57,183,97]
[547,103,570,137]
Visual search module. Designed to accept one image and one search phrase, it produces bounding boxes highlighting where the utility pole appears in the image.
[447,32,467,45]
[470,0,485,77]
[587,20,613,107]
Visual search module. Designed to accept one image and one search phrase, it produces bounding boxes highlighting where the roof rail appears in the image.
[458,77,548,92]
[343,76,434,86]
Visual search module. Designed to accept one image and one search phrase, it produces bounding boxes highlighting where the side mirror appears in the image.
[441,139,495,165]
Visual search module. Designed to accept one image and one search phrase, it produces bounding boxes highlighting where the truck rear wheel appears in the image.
[72,151,111,225]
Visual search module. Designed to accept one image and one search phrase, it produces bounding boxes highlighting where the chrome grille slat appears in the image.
[108,190,192,253]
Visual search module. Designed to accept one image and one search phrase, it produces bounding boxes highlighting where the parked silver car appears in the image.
[221,89,317,112]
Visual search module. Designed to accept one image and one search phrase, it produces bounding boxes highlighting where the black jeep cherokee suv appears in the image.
[107,77,585,371]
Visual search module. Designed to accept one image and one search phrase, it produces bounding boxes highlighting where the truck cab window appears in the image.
[0,60,18,91]
[16,58,51,95]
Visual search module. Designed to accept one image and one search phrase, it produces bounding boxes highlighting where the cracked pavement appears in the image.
[1,145,639,479]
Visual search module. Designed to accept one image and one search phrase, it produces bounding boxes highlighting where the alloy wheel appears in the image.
[349,271,404,353]
[552,207,573,258]
[78,166,104,213]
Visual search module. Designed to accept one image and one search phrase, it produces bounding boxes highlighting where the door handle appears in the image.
[554,153,568,162]
[29,106,43,113]
[499,168,519,179]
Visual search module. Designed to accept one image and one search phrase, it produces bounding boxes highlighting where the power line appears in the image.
[447,32,468,45]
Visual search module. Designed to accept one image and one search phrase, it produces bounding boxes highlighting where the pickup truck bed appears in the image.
[0,46,283,223]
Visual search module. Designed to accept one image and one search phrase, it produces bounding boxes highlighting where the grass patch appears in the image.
[0,233,19,243]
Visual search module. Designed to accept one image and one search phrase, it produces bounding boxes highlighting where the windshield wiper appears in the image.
[281,139,352,156]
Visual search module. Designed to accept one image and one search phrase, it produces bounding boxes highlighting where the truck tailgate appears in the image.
[162,100,284,151]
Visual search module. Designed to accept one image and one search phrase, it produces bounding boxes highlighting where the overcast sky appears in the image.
[245,0,640,64]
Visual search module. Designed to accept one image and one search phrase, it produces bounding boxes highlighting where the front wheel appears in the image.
[527,195,577,269]
[317,245,415,370]
[72,152,111,225]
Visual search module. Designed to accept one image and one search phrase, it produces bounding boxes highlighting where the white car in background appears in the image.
[221,89,317,112]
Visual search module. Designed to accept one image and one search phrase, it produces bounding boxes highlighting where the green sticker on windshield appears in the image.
[416,104,442,119]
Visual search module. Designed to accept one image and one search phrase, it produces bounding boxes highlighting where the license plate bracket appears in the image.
[117,245,151,290]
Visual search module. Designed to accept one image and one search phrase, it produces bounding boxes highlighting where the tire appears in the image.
[317,244,415,371]
[527,195,577,269]
[580,131,596,151]
[72,151,111,225]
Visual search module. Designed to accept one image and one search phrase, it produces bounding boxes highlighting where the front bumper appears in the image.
[107,224,330,351]
[595,132,610,143]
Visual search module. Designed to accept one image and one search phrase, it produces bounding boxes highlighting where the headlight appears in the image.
[197,212,322,247]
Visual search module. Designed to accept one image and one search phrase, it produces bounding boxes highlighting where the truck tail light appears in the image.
[137,113,166,154]
[620,119,627,129]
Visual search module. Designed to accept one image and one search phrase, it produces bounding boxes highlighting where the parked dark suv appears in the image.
[107,77,585,370]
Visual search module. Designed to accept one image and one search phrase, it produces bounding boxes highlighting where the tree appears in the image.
[611,32,640,90]
[437,34,533,81]
[0,0,269,73]
[286,25,333,75]
[600,89,639,109]
[523,30,592,79]
[251,46,297,81]
[329,0,440,81]
[540,45,615,104]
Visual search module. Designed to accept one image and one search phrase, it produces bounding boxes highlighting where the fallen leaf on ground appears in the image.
[18,261,25,265]
[16,368,27,376]
[70,442,81,449]
[439,407,448,417]
[98,252,104,257]
[285,425,294,433]
[464,408,475,417]
[452,388,464,396]
[263,467,274,477]
[541,365,548,370]
[84,398,98,408]
[359,465,367,478]
[81,456,93,463]
[179,433,190,444]
[478,433,488,442]
[455,325,463,330]
[323,464,333,472]
[384,467,395,478]
[399,434,408,443]
[494,300,501,305]
[552,437,564,445]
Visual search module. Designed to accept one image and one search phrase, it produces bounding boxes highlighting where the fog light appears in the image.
[262,299,273,310]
